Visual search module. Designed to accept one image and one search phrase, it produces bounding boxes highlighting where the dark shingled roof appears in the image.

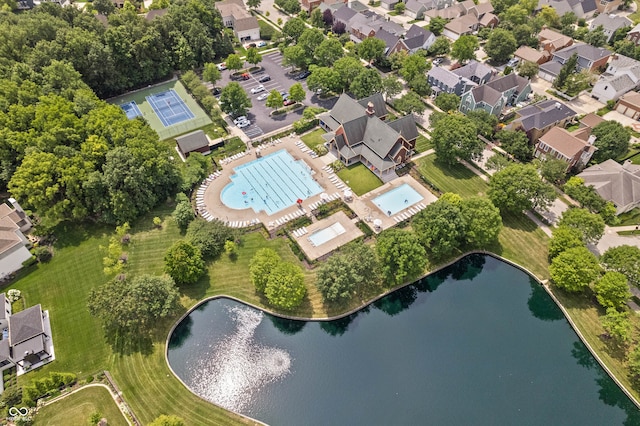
[333,5,358,23]
[9,304,43,346]
[388,115,419,141]
[553,43,611,62]
[376,28,400,52]
[517,99,577,132]
[357,93,388,117]
[176,130,209,154]
[331,94,368,124]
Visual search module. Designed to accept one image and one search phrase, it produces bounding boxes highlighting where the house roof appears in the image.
[537,0,597,16]
[0,294,6,321]
[0,340,10,363]
[429,66,464,88]
[357,93,388,117]
[539,27,573,48]
[403,25,433,50]
[333,5,358,22]
[405,0,425,13]
[471,2,494,16]
[619,90,640,108]
[628,23,640,35]
[444,14,478,35]
[516,99,577,132]
[388,115,419,141]
[554,43,611,62]
[538,126,593,159]
[590,13,632,32]
[362,116,402,159]
[9,304,43,346]
[486,72,529,94]
[12,335,45,362]
[377,28,400,53]
[580,112,605,129]
[426,6,462,19]
[539,60,563,77]
[0,217,22,257]
[514,46,548,64]
[215,0,251,19]
[469,85,502,106]
[176,130,209,154]
[478,12,498,27]
[235,16,259,31]
[453,59,493,81]
[578,159,640,213]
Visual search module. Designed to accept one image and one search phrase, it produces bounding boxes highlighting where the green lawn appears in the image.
[414,134,433,153]
[300,128,326,150]
[34,386,128,426]
[617,208,640,226]
[108,80,212,140]
[416,154,489,198]
[631,0,640,23]
[337,163,383,196]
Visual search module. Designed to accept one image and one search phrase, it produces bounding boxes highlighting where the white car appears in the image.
[257,41,267,48]
[433,57,444,66]
[237,120,251,129]
[217,63,227,71]
[257,93,268,101]
[251,85,265,94]
[507,58,519,68]
[233,116,248,125]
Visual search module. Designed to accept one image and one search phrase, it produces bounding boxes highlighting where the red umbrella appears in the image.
[296,198,303,204]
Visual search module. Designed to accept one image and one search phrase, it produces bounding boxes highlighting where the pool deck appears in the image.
[292,211,363,260]
[199,135,438,233]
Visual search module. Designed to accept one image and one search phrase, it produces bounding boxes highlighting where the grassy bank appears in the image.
[34,386,128,426]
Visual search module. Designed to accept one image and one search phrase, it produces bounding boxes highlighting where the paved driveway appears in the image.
[218,51,338,140]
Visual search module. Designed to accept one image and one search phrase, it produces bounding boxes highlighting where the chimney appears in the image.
[624,160,632,169]
[587,134,596,145]
[366,101,375,116]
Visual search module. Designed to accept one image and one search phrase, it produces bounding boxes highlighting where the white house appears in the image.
[591,54,640,103]
[215,0,260,41]
[0,199,32,281]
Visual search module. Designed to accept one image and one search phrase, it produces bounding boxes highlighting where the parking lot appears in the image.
[217,51,338,139]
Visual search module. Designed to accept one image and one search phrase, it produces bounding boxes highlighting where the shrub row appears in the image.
[180,72,221,122]
[22,372,77,406]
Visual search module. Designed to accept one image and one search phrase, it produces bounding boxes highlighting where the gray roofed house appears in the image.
[459,73,531,116]
[536,0,598,19]
[427,66,477,96]
[7,303,53,373]
[592,54,640,103]
[376,29,401,56]
[332,5,358,25]
[215,0,259,41]
[388,25,436,55]
[589,13,632,42]
[550,43,612,72]
[175,130,211,159]
[510,99,578,142]
[452,60,494,84]
[321,94,418,178]
[538,61,564,81]
[578,159,640,213]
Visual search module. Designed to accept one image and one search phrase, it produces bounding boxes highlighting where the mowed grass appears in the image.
[414,133,433,153]
[337,163,383,196]
[34,386,128,426]
[300,128,326,150]
[416,154,489,198]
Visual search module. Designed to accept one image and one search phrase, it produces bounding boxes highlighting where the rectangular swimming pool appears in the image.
[373,183,423,216]
[308,222,346,247]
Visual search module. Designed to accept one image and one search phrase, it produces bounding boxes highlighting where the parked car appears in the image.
[258,75,271,83]
[280,91,289,99]
[295,70,311,80]
[247,43,257,48]
[217,63,227,71]
[237,120,250,129]
[241,73,250,80]
[211,87,221,96]
[507,58,519,68]
[257,93,269,101]
[251,85,265,94]
[233,116,248,125]
[257,41,267,48]
[284,99,295,106]
[433,57,444,66]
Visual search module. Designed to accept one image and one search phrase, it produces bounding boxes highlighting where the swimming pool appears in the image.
[373,183,423,216]
[308,222,346,246]
[221,150,323,215]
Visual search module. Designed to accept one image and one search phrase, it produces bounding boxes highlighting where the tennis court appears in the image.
[146,90,195,127]
[121,101,143,120]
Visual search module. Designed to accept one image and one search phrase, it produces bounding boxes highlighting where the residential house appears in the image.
[333,5,404,43]
[577,159,640,213]
[535,0,598,19]
[573,113,605,142]
[538,28,574,54]
[319,94,418,178]
[443,14,480,41]
[459,73,531,116]
[538,43,611,82]
[377,29,401,57]
[175,130,211,160]
[615,90,640,119]
[626,23,640,46]
[589,14,632,43]
[427,60,492,96]
[534,126,597,171]
[514,46,551,65]
[591,54,640,103]
[301,0,347,13]
[380,0,400,10]
[215,0,260,41]
[598,0,623,14]
[388,25,436,55]
[510,99,577,143]
[0,199,32,281]
[425,2,464,19]
[405,0,454,19]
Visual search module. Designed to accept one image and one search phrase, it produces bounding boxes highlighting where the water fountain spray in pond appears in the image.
[189,306,291,411]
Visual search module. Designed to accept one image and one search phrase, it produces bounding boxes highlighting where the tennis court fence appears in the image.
[155,116,212,140]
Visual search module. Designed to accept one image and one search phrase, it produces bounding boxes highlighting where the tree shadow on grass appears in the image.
[51,220,111,249]
[104,328,153,356]
[179,270,211,302]
[501,211,539,232]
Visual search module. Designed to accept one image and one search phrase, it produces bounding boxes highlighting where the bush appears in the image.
[314,145,328,156]
[21,256,37,268]
[86,375,94,383]
[293,118,318,134]
[7,289,21,303]
[33,246,52,263]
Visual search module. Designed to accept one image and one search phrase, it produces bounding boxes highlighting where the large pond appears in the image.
[167,255,640,425]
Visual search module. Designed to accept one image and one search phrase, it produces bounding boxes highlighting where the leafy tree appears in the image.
[560,11,577,27]
[276,0,301,14]
[428,36,451,56]
[247,0,261,9]
[591,120,631,162]
[601,308,632,346]
[219,82,251,117]
[316,243,380,301]
[538,5,560,28]
[432,113,483,164]
[332,21,346,35]
[173,201,194,231]
[87,274,181,338]
[549,247,601,293]
[548,225,584,259]
[501,5,529,27]
[497,129,532,161]
[246,47,263,67]
[225,53,243,72]
[186,219,234,259]
[400,54,429,82]
[451,35,479,63]
[282,17,306,43]
[394,1,406,13]
[408,75,432,96]
[357,37,386,64]
[553,53,578,90]
[558,207,605,244]
[310,7,324,28]
[601,245,640,287]
[629,345,640,387]
[265,262,306,310]
[289,82,306,103]
[323,9,334,27]
[224,240,238,258]
[584,25,607,47]
[512,24,538,48]
[249,248,281,293]
[488,164,556,213]
[149,416,188,426]
[266,89,284,111]
[466,109,498,139]
[283,45,309,70]
[349,68,383,98]
[518,61,539,79]
[334,56,365,91]
[307,66,341,94]
[382,75,403,100]
[164,240,205,285]
[202,63,221,84]
[539,157,568,184]
[413,198,465,259]
[93,0,116,15]
[484,28,518,63]
[564,177,617,224]
[428,17,447,35]
[298,28,325,55]
[460,197,503,247]
[594,271,631,310]
[314,38,344,67]
[394,91,426,115]
[181,152,210,192]
[376,228,427,285]
[434,93,460,112]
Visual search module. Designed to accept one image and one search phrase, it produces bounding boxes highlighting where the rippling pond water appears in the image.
[168,254,640,425]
